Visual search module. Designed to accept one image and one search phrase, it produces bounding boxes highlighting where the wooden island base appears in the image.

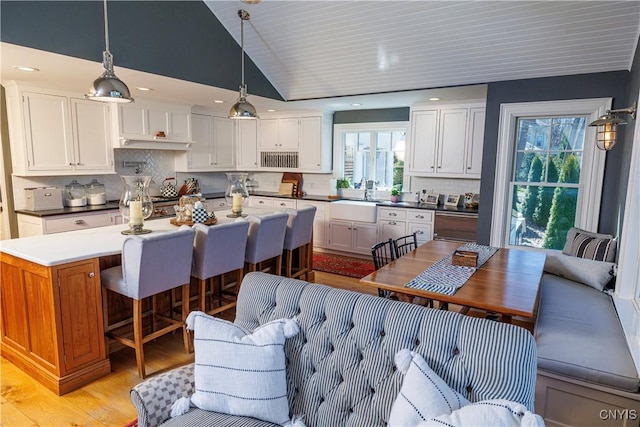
[1,253,111,395]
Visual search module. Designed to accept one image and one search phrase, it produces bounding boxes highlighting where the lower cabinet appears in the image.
[0,254,110,395]
[297,200,328,248]
[204,198,229,211]
[378,207,434,245]
[17,211,116,237]
[327,220,378,255]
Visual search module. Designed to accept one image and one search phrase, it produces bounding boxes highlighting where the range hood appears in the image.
[115,136,193,151]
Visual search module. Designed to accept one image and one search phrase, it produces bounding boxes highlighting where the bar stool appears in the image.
[191,221,250,316]
[282,206,316,280]
[244,212,288,274]
[100,226,195,378]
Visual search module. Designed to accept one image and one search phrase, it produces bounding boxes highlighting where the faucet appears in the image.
[364,180,376,201]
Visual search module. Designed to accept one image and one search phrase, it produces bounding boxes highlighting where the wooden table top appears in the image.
[359,240,546,320]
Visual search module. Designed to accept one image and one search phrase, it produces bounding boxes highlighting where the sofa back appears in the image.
[235,272,537,427]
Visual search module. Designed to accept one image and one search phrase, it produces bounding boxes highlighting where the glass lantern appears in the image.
[119,175,153,235]
[225,172,250,218]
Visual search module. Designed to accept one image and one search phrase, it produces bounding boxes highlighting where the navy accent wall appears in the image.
[477,71,630,245]
[0,1,283,100]
[333,108,410,124]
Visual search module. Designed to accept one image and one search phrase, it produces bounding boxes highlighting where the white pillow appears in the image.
[388,349,469,426]
[171,311,303,427]
[418,399,545,427]
[544,252,616,291]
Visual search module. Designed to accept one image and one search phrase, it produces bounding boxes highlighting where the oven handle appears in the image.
[435,211,478,219]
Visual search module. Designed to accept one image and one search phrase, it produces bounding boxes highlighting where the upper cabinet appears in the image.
[111,99,192,150]
[258,112,332,173]
[4,82,114,176]
[408,102,485,178]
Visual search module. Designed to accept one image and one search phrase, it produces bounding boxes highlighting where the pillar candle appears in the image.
[232,193,243,212]
[129,200,143,225]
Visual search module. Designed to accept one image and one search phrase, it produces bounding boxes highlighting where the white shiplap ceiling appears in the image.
[206,0,640,101]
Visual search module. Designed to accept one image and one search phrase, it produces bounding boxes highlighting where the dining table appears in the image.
[359,239,546,323]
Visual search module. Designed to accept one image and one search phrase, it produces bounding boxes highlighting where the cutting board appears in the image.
[278,182,294,195]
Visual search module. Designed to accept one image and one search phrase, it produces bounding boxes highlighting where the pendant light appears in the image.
[229,9,258,119]
[85,0,134,103]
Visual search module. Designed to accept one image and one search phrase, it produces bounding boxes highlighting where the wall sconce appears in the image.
[588,102,637,151]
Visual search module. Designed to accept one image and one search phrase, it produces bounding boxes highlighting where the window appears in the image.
[491,99,609,250]
[334,123,407,190]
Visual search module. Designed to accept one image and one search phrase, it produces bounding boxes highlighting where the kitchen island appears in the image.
[0,210,273,395]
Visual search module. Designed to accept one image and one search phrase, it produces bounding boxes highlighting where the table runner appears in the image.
[405,243,499,295]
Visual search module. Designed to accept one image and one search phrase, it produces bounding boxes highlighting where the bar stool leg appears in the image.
[133,299,145,379]
[182,284,191,354]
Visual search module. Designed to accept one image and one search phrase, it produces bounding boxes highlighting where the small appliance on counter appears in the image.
[64,180,87,207]
[24,187,63,211]
[85,179,106,205]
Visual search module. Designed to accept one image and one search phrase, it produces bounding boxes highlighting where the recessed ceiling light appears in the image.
[214,100,225,104]
[267,109,276,112]
[14,66,39,72]
[351,103,362,107]
[136,87,153,91]
[429,97,441,101]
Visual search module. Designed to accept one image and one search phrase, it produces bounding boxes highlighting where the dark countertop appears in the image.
[16,191,478,217]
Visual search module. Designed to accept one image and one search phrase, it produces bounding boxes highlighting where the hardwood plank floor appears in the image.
[0,271,532,426]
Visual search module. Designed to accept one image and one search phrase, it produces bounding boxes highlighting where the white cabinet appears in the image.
[297,200,328,248]
[4,82,114,176]
[236,120,259,170]
[111,99,192,150]
[248,196,296,209]
[408,102,485,178]
[175,113,234,172]
[203,198,229,211]
[260,118,299,150]
[377,207,434,245]
[298,115,333,173]
[17,211,114,237]
[327,220,378,255]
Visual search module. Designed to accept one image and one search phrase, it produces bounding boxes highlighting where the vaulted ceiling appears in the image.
[1,1,638,112]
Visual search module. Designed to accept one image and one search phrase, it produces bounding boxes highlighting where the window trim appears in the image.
[490,98,610,249]
[332,121,409,189]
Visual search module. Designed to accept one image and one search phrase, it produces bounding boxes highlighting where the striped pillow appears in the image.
[562,227,616,263]
[181,311,301,426]
[389,349,469,426]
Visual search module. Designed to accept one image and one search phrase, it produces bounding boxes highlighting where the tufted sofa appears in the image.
[130,272,538,427]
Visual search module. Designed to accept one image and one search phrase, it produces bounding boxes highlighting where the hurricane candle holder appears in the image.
[119,175,153,235]
[225,172,250,218]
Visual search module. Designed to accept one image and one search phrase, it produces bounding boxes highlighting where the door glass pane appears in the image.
[510,116,585,249]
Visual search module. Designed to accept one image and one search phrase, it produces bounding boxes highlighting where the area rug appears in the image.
[313,253,375,278]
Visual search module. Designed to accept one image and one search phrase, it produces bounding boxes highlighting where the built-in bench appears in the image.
[535,273,640,426]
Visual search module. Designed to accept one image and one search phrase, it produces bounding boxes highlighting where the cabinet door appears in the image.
[352,223,378,254]
[327,221,353,252]
[259,119,279,150]
[70,98,113,172]
[118,103,146,137]
[249,196,274,208]
[437,108,467,174]
[409,110,438,174]
[408,222,433,244]
[23,92,74,172]
[466,107,485,177]
[379,220,406,242]
[298,116,322,170]
[170,111,191,140]
[278,118,299,150]
[237,120,258,169]
[189,113,214,169]
[298,201,326,248]
[57,260,105,373]
[213,117,235,168]
[204,198,228,211]
[147,108,169,137]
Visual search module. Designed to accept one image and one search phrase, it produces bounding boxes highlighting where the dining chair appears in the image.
[100,226,195,378]
[371,238,395,298]
[191,221,250,317]
[282,206,316,280]
[393,232,418,257]
[244,212,289,274]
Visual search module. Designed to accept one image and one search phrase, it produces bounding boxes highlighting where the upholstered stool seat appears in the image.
[244,212,288,274]
[191,221,250,316]
[282,206,316,280]
[101,226,195,378]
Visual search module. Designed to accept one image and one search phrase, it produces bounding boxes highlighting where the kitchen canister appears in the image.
[85,179,106,205]
[64,179,87,207]
[191,201,208,223]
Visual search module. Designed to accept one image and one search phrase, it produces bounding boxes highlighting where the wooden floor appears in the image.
[0,271,533,426]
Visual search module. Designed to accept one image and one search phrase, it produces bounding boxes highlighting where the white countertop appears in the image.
[0,207,279,267]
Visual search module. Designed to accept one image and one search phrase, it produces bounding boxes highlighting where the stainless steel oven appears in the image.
[433,211,478,243]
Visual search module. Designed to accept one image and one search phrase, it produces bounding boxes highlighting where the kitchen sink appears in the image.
[379,201,411,207]
[329,200,378,223]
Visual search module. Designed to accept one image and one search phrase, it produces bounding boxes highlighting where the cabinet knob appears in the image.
[88,272,95,278]
[69,163,74,166]
[417,231,424,234]
[390,213,397,216]
[467,166,471,169]
[437,166,442,169]
[430,165,435,169]
[389,221,396,225]
[75,219,86,225]
[416,215,424,219]
[280,203,286,207]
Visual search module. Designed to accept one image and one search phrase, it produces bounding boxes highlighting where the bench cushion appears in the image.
[535,274,639,392]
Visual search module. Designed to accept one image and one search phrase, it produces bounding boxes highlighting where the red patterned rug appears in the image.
[313,253,375,278]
